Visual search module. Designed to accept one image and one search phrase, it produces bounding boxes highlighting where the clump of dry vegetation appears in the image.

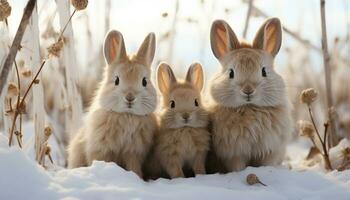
[246,174,267,186]
[0,0,88,167]
[299,88,332,170]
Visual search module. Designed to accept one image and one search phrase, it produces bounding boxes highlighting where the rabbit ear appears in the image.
[186,62,204,91]
[157,63,177,94]
[253,18,282,57]
[135,33,156,67]
[104,30,127,65]
[210,20,240,59]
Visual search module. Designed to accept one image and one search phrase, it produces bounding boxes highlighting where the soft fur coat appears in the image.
[68,30,158,178]
[154,126,210,178]
[210,104,292,172]
[68,108,157,175]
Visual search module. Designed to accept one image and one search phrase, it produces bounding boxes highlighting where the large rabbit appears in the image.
[209,18,292,172]
[68,30,158,178]
[150,63,210,178]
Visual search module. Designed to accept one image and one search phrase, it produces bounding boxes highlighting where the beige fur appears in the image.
[209,18,292,172]
[152,63,210,178]
[68,30,158,178]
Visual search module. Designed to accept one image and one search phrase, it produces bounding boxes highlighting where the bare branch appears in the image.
[0,0,37,97]
[320,0,338,147]
[242,0,254,38]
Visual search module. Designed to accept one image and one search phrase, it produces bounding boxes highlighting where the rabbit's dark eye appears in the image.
[142,77,147,87]
[262,67,267,77]
[170,100,175,108]
[194,99,199,107]
[229,69,234,79]
[115,76,119,86]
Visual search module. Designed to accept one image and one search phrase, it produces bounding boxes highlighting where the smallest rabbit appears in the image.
[152,62,210,178]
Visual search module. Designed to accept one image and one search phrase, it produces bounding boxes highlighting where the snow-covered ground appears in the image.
[1,133,350,200]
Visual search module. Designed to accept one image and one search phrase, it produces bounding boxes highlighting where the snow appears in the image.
[0,133,350,200]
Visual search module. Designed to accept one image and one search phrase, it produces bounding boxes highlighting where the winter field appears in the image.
[1,0,350,199]
[1,128,350,200]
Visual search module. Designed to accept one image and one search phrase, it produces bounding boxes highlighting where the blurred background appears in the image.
[1,0,350,168]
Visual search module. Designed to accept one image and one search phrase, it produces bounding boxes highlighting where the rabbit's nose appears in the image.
[125,93,135,102]
[242,85,254,95]
[182,113,190,120]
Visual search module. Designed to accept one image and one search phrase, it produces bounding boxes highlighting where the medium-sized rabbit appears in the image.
[67,30,158,178]
[209,18,292,172]
[153,63,210,178]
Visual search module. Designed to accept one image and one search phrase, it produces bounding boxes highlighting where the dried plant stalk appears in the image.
[301,88,333,170]
[24,3,48,163]
[308,107,332,170]
[0,0,36,97]
[242,0,254,38]
[56,0,83,142]
[320,0,338,147]
[6,0,78,155]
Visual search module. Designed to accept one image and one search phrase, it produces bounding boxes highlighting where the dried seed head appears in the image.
[21,68,32,78]
[298,120,315,139]
[71,0,88,10]
[246,173,267,186]
[246,174,259,185]
[47,39,64,57]
[300,88,318,105]
[44,126,52,137]
[17,100,26,114]
[7,82,18,97]
[33,79,40,84]
[45,145,51,155]
[0,0,11,21]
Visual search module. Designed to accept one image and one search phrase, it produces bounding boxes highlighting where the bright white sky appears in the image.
[5,0,350,78]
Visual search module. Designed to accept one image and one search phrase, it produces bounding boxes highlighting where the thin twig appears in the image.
[21,60,45,102]
[322,122,332,170]
[15,131,22,148]
[14,61,21,105]
[8,112,18,146]
[0,0,37,97]
[58,9,76,41]
[307,105,333,170]
[242,0,254,38]
[308,106,323,146]
[323,122,328,150]
[8,60,45,146]
[320,0,338,148]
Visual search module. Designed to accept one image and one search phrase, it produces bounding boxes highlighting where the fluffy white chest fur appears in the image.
[156,127,210,164]
[211,105,292,171]
[86,109,157,157]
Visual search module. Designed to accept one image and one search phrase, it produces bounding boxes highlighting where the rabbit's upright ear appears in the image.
[186,62,204,91]
[210,20,240,59]
[157,63,176,94]
[135,33,156,67]
[104,30,127,65]
[253,18,282,57]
